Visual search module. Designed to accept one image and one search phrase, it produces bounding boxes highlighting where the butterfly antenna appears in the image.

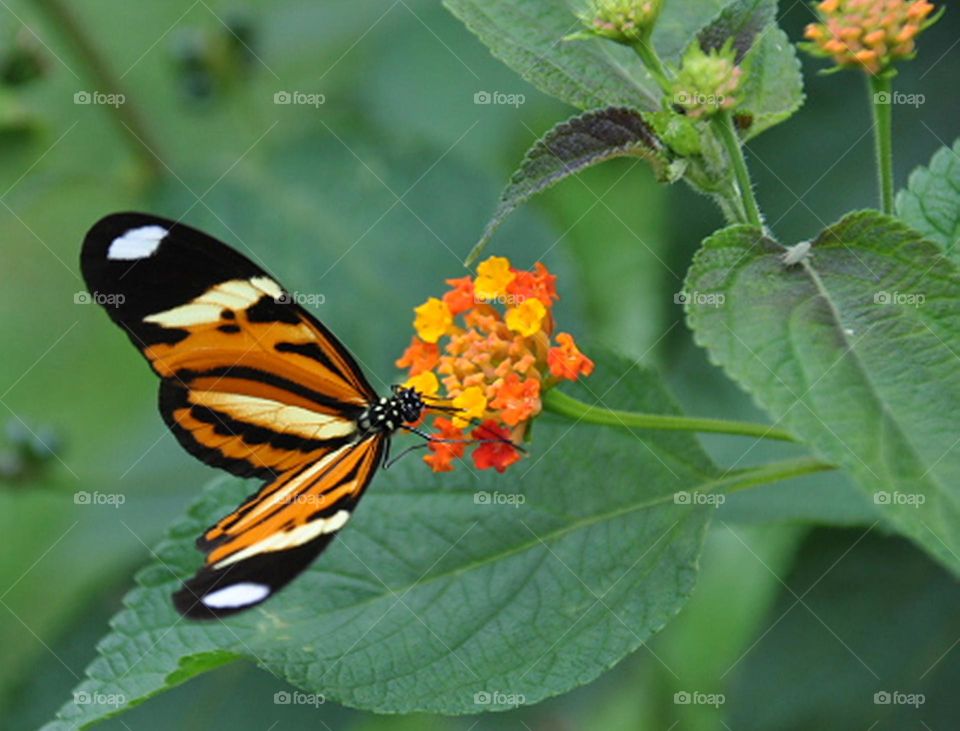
[384,442,430,469]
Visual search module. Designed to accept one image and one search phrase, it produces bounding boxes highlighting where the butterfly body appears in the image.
[81,212,428,619]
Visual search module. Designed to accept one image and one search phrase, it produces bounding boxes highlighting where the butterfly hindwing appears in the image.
[173,435,385,618]
[81,212,387,618]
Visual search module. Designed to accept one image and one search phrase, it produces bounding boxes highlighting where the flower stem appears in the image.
[707,456,835,495]
[869,73,895,214]
[542,388,796,442]
[632,40,671,93]
[712,110,763,228]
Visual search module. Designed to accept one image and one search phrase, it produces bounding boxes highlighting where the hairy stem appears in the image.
[869,74,895,214]
[632,40,671,94]
[712,110,762,228]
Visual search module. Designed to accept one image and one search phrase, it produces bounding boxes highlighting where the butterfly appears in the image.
[81,212,474,619]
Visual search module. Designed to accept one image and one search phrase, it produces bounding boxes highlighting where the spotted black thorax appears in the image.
[357,385,425,436]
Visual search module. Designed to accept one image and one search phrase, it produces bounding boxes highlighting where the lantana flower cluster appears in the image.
[575,0,664,44]
[803,0,939,75]
[397,256,594,473]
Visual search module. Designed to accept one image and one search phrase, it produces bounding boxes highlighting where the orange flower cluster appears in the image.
[803,0,939,74]
[396,256,594,473]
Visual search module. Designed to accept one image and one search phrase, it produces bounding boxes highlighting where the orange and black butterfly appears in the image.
[82,213,454,619]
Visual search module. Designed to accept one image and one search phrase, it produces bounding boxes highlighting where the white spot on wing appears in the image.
[107,225,168,260]
[201,582,271,609]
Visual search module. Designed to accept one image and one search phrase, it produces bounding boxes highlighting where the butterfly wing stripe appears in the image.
[143,277,283,328]
[172,367,364,419]
[160,382,348,479]
[187,392,358,442]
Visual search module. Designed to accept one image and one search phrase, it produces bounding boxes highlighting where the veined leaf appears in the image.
[685,211,960,574]
[467,107,677,265]
[442,0,661,111]
[442,0,738,112]
[896,138,960,258]
[737,27,805,140]
[46,351,720,728]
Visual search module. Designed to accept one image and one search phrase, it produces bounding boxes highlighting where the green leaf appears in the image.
[896,138,960,258]
[736,26,805,139]
[467,107,677,265]
[697,0,776,63]
[46,351,720,728]
[442,0,661,111]
[728,527,960,730]
[684,211,960,575]
[442,0,734,112]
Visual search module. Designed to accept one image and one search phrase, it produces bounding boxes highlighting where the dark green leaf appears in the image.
[697,0,776,62]
[467,107,677,264]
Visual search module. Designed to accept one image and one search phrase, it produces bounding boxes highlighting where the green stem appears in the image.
[869,74,895,214]
[543,388,796,442]
[707,456,835,495]
[632,39,671,94]
[34,0,161,179]
[712,110,763,228]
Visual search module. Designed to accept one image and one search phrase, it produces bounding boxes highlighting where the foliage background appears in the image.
[0,0,958,728]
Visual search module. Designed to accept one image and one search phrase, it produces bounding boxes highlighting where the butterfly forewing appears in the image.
[82,212,383,618]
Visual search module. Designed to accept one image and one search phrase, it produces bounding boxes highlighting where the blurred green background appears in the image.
[1,1,958,728]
